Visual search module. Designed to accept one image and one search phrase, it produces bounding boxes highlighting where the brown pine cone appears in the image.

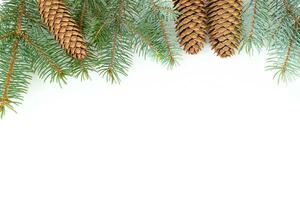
[39,0,87,60]
[173,0,206,55]
[207,0,242,58]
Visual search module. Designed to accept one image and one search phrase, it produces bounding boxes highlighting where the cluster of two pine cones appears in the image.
[173,0,242,58]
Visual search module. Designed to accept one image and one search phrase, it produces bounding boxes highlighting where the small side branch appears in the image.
[274,21,299,81]
[1,40,19,106]
[108,32,118,80]
[79,0,87,29]
[0,32,15,40]
[150,0,175,15]
[21,34,64,76]
[283,0,299,21]
[150,0,176,65]
[159,20,175,65]
[16,0,25,35]
[248,0,258,40]
[271,17,286,40]
[126,22,158,54]
[105,0,125,82]
[0,0,25,111]
[92,17,113,42]
[280,38,293,75]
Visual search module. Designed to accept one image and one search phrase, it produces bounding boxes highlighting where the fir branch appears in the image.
[107,32,118,82]
[267,19,300,82]
[248,0,258,41]
[15,0,24,34]
[0,31,15,40]
[95,0,134,83]
[73,61,91,81]
[270,16,287,41]
[79,0,87,29]
[0,0,25,115]
[1,39,20,112]
[0,0,182,116]
[118,0,125,22]
[283,0,298,20]
[159,20,175,66]
[126,23,153,50]
[148,0,180,67]
[265,0,300,82]
[97,30,131,83]
[92,16,114,43]
[240,0,269,53]
[90,0,180,81]
[273,36,295,82]
[103,0,125,82]
[125,21,159,58]
[21,34,65,81]
[150,0,176,16]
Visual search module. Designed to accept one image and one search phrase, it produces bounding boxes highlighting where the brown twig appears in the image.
[21,34,64,76]
[0,1,25,108]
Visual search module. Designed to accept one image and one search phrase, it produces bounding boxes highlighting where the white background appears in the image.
[1,46,300,200]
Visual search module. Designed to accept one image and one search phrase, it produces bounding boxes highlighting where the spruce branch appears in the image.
[21,33,66,84]
[125,21,160,58]
[275,37,294,81]
[147,0,180,66]
[0,0,182,116]
[248,0,258,40]
[94,0,132,83]
[159,20,175,66]
[240,0,270,53]
[0,0,87,117]
[266,0,300,82]
[107,32,119,82]
[240,0,258,53]
[0,31,15,40]
[79,0,88,29]
[241,0,300,83]
[150,0,176,16]
[283,0,298,20]
[0,0,26,116]
[1,39,20,115]
[270,16,288,42]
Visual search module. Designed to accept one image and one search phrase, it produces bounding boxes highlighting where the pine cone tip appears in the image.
[174,0,206,55]
[207,0,242,58]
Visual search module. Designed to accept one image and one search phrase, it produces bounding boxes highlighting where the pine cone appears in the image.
[207,0,242,58]
[38,0,87,60]
[173,0,206,55]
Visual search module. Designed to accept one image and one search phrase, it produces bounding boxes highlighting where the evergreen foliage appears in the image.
[0,0,180,117]
[241,0,300,82]
[3,0,300,118]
